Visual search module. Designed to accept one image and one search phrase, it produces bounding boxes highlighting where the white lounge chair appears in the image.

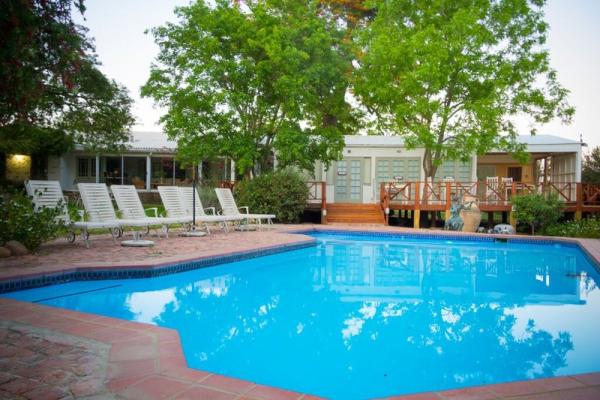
[110,185,190,237]
[214,188,276,230]
[158,186,239,234]
[78,183,159,241]
[485,176,499,203]
[178,186,244,233]
[25,180,120,248]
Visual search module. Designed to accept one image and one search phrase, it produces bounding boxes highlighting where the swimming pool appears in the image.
[4,231,600,399]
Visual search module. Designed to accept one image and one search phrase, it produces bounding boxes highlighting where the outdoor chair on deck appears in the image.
[214,188,276,230]
[110,185,190,237]
[501,177,513,202]
[25,180,120,248]
[485,176,500,203]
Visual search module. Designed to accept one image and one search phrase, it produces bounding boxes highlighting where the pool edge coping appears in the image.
[0,235,316,293]
[297,226,600,269]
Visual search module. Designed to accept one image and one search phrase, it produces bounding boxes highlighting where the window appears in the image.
[77,158,89,177]
[438,160,472,181]
[507,167,522,181]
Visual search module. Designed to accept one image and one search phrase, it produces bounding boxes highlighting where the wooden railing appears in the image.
[380,181,600,224]
[307,181,327,223]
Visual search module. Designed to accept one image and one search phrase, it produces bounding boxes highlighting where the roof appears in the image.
[114,132,582,153]
[343,134,581,147]
[125,131,177,152]
[513,134,581,145]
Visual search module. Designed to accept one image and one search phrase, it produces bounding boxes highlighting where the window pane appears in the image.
[77,158,88,177]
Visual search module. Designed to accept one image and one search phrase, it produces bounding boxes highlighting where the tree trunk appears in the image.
[422,149,438,182]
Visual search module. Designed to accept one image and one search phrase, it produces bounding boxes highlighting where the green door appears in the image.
[335,158,362,203]
[375,158,420,200]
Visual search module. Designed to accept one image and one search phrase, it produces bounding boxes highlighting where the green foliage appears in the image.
[235,169,308,223]
[582,147,600,184]
[354,0,574,179]
[0,190,64,250]
[0,0,134,156]
[198,186,220,210]
[544,216,600,239]
[142,0,356,175]
[512,193,564,235]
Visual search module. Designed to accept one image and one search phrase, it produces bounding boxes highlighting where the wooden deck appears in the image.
[306,181,600,227]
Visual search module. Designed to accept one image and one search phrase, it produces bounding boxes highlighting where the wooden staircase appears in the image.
[326,203,385,224]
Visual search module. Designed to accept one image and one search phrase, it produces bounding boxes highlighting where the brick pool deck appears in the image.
[1,225,600,399]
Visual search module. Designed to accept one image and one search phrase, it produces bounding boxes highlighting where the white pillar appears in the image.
[230,159,236,182]
[95,155,100,183]
[198,160,203,182]
[172,158,176,185]
[575,149,582,183]
[371,156,376,201]
[471,154,478,182]
[146,155,152,190]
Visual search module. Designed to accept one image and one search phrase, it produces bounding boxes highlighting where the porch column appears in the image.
[471,154,478,182]
[198,160,203,181]
[172,158,176,185]
[95,155,100,183]
[146,155,151,190]
[575,149,582,183]
[370,156,376,203]
[230,159,236,182]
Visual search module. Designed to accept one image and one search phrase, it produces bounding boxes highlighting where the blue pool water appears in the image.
[4,232,600,399]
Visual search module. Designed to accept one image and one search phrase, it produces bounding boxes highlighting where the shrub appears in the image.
[544,216,600,238]
[512,193,564,235]
[198,186,220,210]
[235,170,309,223]
[0,189,64,250]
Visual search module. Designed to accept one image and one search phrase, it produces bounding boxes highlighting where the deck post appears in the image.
[321,181,327,224]
[444,181,452,223]
[575,183,583,221]
[414,181,421,229]
[381,183,389,226]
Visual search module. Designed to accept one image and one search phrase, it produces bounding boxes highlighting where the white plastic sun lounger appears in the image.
[25,180,120,248]
[78,183,161,241]
[214,188,276,230]
[178,186,242,233]
[158,186,238,234]
[110,185,190,237]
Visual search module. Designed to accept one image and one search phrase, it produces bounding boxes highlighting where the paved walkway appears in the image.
[0,225,599,399]
[0,321,111,399]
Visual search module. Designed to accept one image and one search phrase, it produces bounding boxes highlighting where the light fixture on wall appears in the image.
[12,154,27,163]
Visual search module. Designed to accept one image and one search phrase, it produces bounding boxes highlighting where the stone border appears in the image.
[0,239,315,293]
[296,226,600,269]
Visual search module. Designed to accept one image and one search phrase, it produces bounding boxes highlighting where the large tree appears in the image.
[142,0,356,177]
[353,0,574,180]
[582,146,600,184]
[0,0,134,157]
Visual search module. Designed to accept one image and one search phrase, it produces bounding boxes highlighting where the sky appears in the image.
[76,0,600,149]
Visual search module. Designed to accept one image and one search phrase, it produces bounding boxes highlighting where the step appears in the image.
[325,203,385,224]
